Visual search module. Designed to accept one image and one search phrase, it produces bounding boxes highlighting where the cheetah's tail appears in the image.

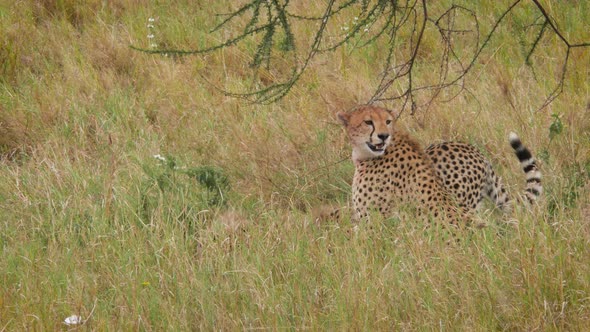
[509,132,542,204]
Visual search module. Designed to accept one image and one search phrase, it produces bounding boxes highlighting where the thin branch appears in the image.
[130,0,590,110]
[373,0,521,110]
[407,0,428,114]
[525,20,547,66]
[130,22,275,56]
[531,0,590,48]
[211,0,261,33]
[286,0,356,21]
[226,0,337,103]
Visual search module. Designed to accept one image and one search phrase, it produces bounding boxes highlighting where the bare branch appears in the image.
[531,0,590,48]
[525,20,547,66]
[527,0,590,111]
[130,0,590,110]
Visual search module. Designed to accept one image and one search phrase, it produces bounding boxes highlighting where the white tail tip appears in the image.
[508,132,519,142]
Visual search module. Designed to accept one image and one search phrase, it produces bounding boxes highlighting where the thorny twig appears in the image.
[131,0,590,111]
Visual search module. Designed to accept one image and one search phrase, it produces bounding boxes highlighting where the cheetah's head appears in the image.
[338,105,396,163]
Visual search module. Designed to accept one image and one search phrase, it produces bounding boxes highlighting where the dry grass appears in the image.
[1,0,589,330]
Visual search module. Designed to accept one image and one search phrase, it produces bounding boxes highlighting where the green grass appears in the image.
[1,0,590,330]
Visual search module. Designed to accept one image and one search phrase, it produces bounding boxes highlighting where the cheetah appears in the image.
[337,105,541,224]
[338,105,466,223]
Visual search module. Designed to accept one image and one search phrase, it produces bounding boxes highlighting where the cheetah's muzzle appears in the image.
[367,142,386,152]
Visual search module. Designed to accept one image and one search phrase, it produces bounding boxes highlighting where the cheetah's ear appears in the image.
[337,112,350,126]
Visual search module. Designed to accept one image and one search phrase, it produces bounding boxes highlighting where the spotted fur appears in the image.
[338,105,467,225]
[425,133,542,212]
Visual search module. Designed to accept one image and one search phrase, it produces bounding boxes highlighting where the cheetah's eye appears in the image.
[364,120,373,126]
[386,120,392,125]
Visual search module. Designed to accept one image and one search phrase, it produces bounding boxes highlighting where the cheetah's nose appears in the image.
[377,133,390,141]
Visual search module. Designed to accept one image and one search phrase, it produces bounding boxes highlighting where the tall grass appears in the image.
[1,0,589,330]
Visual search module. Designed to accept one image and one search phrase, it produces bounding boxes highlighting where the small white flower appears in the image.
[354,17,358,21]
[148,17,155,22]
[64,315,83,325]
[150,43,158,48]
[153,154,166,162]
[147,24,154,28]
[364,28,369,32]
[147,34,155,39]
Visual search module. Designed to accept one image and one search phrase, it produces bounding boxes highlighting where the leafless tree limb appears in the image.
[131,0,590,110]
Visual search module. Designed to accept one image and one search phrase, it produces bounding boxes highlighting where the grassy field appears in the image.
[1,0,589,330]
